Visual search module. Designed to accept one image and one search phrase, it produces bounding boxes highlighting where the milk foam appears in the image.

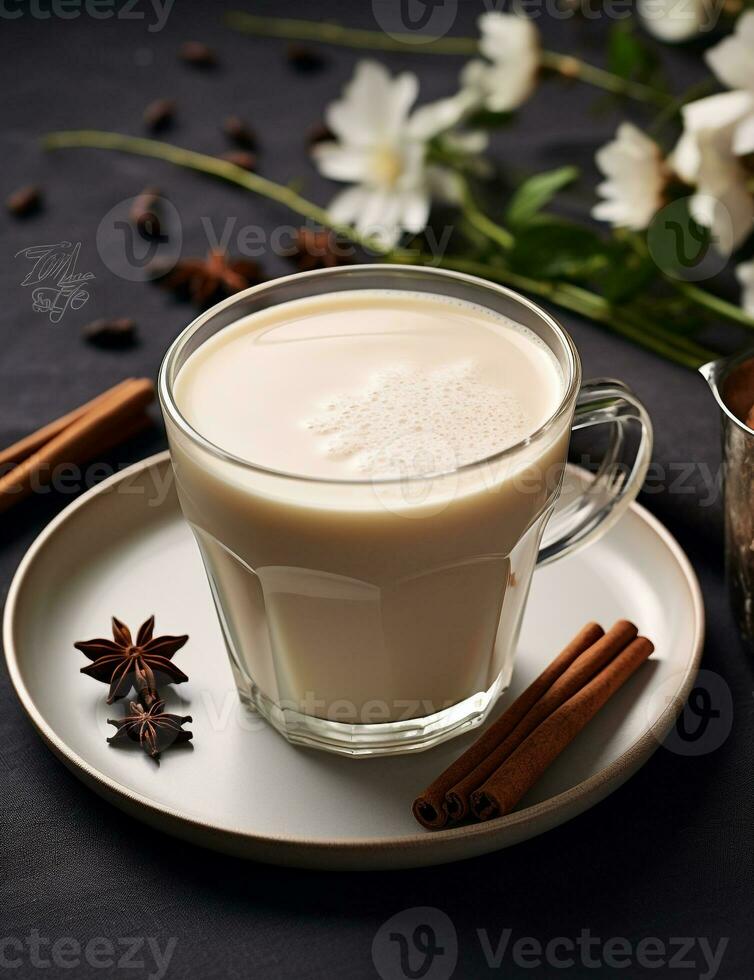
[174,289,564,483]
[304,359,529,477]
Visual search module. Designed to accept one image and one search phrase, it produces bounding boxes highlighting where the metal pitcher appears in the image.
[701,350,754,650]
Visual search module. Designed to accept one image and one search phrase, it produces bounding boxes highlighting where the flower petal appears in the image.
[732,111,754,156]
[593,123,667,230]
[326,60,418,146]
[352,189,405,248]
[705,11,754,92]
[397,188,431,234]
[326,185,372,226]
[638,0,709,43]
[477,12,539,65]
[406,90,478,140]
[312,142,372,183]
[736,260,754,314]
[681,90,754,136]
[481,58,539,112]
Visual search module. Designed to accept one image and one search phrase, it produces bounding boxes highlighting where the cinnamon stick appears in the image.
[0,379,139,472]
[444,620,638,822]
[471,636,654,820]
[0,378,154,513]
[412,621,604,830]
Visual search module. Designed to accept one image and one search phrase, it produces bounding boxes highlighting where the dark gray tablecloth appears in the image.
[2,2,753,978]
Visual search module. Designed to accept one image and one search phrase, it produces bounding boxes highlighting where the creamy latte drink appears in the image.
[175,291,563,483]
[169,288,568,735]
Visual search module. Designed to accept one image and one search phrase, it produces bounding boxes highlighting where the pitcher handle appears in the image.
[537,379,653,566]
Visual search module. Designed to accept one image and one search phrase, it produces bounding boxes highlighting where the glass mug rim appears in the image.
[158,263,582,487]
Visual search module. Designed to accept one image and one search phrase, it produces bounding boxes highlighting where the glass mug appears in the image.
[159,265,652,757]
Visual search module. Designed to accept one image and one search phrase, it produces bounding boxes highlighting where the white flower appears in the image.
[703,11,754,158]
[705,10,754,93]
[637,0,710,43]
[737,259,754,315]
[312,60,479,247]
[672,91,754,253]
[592,123,668,231]
[671,13,754,255]
[460,12,540,113]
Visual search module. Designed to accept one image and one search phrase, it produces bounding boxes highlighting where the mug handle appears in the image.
[537,379,653,566]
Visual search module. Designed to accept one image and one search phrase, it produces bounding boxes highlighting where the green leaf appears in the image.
[595,241,656,303]
[509,222,607,280]
[505,167,579,229]
[608,23,659,84]
[465,108,514,129]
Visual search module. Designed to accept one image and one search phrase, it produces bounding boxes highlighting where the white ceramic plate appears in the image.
[3,453,703,870]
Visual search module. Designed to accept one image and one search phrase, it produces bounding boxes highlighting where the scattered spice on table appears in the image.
[287,43,326,72]
[179,40,216,68]
[285,227,352,271]
[223,115,257,149]
[154,248,263,307]
[130,186,163,240]
[220,150,257,171]
[144,98,175,132]
[82,317,139,350]
[0,378,154,513]
[7,185,42,217]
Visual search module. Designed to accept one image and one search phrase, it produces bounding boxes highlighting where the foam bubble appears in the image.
[303,359,531,478]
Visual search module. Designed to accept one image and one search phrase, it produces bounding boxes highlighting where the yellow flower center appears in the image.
[371,145,404,187]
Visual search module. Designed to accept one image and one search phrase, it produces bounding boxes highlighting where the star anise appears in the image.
[75,616,189,704]
[107,698,193,759]
[285,227,353,272]
[154,249,262,307]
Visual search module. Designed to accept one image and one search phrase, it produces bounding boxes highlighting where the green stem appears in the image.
[671,280,754,331]
[225,11,670,107]
[44,129,714,368]
[43,129,389,255]
[647,78,717,137]
[406,254,715,369]
[225,11,479,55]
[539,51,668,108]
[459,185,514,251]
